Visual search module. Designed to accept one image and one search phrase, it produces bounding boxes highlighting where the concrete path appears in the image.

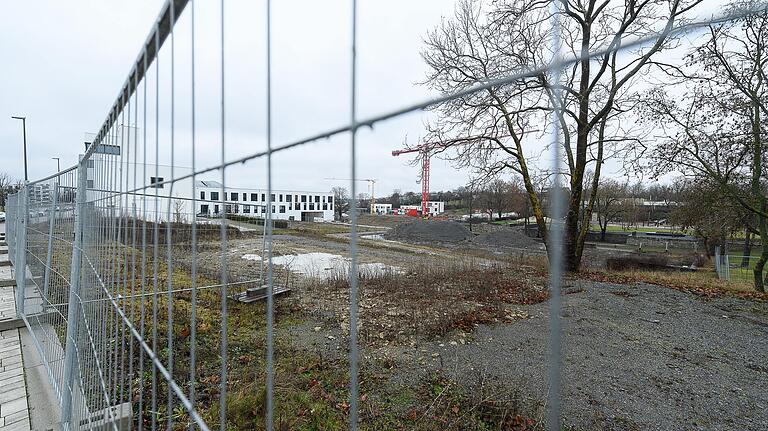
[0,276,30,430]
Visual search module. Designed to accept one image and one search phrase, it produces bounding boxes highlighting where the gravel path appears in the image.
[409,280,768,430]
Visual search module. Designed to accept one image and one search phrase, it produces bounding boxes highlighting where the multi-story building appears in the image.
[372,203,392,215]
[195,181,334,221]
[82,142,334,222]
[399,201,445,217]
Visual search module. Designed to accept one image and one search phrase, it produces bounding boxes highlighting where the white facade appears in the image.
[400,201,445,217]
[82,145,334,222]
[372,203,392,215]
[195,181,334,221]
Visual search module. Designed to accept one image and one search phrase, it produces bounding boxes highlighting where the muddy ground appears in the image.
[176,219,766,429]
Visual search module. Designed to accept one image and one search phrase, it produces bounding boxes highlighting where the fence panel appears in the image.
[4,1,767,430]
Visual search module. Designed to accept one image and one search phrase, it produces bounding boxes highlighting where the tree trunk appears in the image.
[600,227,607,242]
[742,230,752,268]
[754,252,766,293]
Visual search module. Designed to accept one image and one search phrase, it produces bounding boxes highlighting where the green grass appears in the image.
[593,224,685,234]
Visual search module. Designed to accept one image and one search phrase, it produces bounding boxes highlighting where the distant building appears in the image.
[399,201,445,217]
[82,142,334,222]
[195,181,334,221]
[372,203,392,215]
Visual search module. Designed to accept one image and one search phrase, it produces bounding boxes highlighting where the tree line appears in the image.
[407,0,768,291]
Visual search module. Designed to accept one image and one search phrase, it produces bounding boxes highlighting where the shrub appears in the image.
[606,254,670,271]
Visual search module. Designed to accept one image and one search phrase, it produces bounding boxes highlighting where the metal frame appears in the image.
[5,1,766,430]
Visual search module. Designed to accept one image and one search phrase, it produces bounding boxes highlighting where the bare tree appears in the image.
[478,179,514,220]
[593,178,627,241]
[669,178,745,256]
[0,173,17,209]
[331,186,350,220]
[421,0,701,271]
[173,199,186,225]
[641,0,768,290]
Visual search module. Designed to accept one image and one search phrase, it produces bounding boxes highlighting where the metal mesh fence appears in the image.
[4,0,766,430]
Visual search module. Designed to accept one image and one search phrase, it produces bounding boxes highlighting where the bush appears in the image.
[606,254,670,271]
[225,214,288,229]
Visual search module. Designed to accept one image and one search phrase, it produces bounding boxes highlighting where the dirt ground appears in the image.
[175,218,767,429]
[398,281,768,430]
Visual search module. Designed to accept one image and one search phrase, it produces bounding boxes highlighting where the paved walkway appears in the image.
[0,237,31,431]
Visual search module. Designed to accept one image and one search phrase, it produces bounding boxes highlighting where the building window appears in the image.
[329,196,334,204]
[260,206,265,214]
[270,193,275,202]
[200,204,209,214]
[200,191,205,200]
[261,193,265,201]
[271,205,275,213]
[315,195,320,203]
[87,179,94,189]
[279,194,283,202]
[243,205,250,214]
[303,203,307,210]
[323,203,328,210]
[286,195,292,202]
[150,177,164,189]
[251,193,257,201]
[301,195,307,203]
[242,193,247,201]
[214,204,219,214]
[87,160,95,168]
[225,205,231,214]
[279,205,286,213]
[309,203,315,210]
[211,191,219,201]
[231,192,238,201]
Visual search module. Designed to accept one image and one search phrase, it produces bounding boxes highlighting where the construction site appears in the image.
[2,0,768,430]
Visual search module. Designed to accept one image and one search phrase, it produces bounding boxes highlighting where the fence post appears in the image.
[43,180,59,302]
[15,183,28,317]
[715,246,721,278]
[61,160,87,429]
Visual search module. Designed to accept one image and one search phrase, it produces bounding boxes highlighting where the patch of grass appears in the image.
[298,259,548,347]
[372,373,543,431]
[580,267,767,300]
[272,221,381,238]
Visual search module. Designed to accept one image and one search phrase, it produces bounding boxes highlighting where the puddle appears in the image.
[242,252,399,279]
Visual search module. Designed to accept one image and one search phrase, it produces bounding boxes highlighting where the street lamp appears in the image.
[11,116,28,181]
[52,157,60,172]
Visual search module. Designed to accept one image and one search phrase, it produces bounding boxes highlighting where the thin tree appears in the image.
[594,178,627,241]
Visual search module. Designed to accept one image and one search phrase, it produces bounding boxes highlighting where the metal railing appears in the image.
[5,1,765,430]
[715,246,760,283]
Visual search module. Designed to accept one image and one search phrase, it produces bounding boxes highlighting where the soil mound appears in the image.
[385,220,472,243]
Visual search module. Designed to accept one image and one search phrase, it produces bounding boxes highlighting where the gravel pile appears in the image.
[472,226,539,248]
[385,220,472,243]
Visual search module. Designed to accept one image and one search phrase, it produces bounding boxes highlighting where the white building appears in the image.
[399,201,445,217]
[372,203,392,215]
[195,181,334,221]
[83,143,334,222]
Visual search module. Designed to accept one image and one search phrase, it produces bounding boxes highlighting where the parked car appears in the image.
[0,211,5,222]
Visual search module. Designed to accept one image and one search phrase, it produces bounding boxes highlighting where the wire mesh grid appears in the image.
[4,0,766,430]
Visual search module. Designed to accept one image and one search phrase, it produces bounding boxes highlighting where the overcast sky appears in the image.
[0,0,725,196]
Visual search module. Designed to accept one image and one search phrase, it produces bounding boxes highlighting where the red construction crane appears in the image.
[392,144,431,217]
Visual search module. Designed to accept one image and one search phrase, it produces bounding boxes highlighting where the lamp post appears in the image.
[11,116,28,181]
[52,157,60,172]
